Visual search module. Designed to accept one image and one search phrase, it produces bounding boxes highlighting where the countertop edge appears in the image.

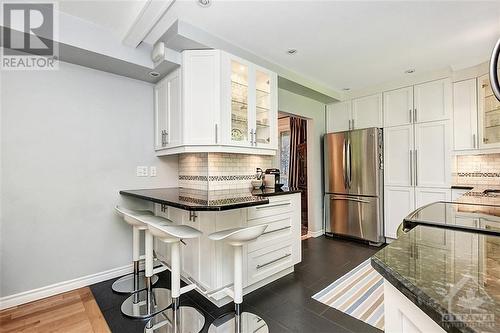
[371,256,474,333]
[119,190,270,211]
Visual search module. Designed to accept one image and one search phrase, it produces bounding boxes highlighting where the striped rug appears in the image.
[312,259,384,330]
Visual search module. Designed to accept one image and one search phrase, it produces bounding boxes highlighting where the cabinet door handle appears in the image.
[472,134,476,148]
[256,253,291,269]
[414,108,417,123]
[414,149,418,186]
[409,150,413,186]
[215,124,218,143]
[409,109,412,123]
[351,119,355,129]
[255,202,291,209]
[348,119,351,130]
[262,226,291,235]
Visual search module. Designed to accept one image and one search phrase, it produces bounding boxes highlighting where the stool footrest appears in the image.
[179,284,197,295]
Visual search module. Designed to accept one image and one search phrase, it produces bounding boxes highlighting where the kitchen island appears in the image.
[120,187,302,306]
[372,201,500,333]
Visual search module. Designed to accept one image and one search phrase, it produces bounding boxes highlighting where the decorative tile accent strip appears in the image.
[208,175,257,181]
[179,195,261,206]
[457,172,500,177]
[179,175,208,181]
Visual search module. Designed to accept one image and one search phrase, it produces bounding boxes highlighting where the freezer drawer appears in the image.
[325,194,384,243]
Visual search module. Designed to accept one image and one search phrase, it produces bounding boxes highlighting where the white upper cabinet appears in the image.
[453,79,478,150]
[384,125,414,187]
[326,101,351,132]
[383,86,413,127]
[182,50,221,146]
[351,93,383,129]
[155,50,278,155]
[478,74,500,149]
[414,79,452,123]
[154,69,182,150]
[414,120,451,188]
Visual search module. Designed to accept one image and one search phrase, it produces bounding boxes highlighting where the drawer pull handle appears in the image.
[255,202,291,210]
[262,226,291,235]
[256,253,291,269]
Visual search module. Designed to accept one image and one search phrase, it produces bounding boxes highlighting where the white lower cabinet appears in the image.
[384,186,415,239]
[384,186,451,239]
[384,280,446,333]
[154,193,301,306]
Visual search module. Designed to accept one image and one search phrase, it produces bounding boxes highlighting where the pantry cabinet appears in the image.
[414,120,451,188]
[453,79,478,150]
[155,50,278,156]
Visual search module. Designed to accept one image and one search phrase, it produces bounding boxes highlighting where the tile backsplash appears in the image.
[179,153,274,190]
[453,153,500,185]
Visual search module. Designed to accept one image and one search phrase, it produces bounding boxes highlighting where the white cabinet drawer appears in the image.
[247,213,293,252]
[247,242,294,285]
[248,197,293,220]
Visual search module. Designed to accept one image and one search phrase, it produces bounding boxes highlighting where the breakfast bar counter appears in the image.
[119,187,302,307]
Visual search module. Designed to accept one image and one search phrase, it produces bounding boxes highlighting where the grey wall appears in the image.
[278,88,326,235]
[0,62,178,297]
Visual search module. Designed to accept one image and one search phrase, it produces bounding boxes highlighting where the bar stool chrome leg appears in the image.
[144,227,205,333]
[112,225,159,294]
[207,225,270,333]
[121,229,171,319]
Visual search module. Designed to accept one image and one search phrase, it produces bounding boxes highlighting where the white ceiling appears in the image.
[58,0,147,38]
[58,0,500,92]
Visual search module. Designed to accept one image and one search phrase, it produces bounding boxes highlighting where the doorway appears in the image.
[277,112,309,237]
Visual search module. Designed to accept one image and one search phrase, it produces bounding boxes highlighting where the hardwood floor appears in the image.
[0,287,109,333]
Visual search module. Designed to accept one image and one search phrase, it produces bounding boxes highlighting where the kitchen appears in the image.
[1,1,499,333]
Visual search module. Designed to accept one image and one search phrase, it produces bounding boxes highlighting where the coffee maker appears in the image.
[264,169,281,188]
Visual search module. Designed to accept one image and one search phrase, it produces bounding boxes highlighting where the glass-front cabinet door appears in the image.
[254,67,276,148]
[223,52,277,149]
[478,74,500,148]
[230,59,251,145]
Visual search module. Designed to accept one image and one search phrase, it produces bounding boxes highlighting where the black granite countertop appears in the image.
[372,225,500,333]
[403,202,500,236]
[119,187,300,211]
[250,186,302,197]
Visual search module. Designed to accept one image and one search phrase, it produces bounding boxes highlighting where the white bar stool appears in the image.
[121,215,173,319]
[207,225,269,333]
[144,223,205,333]
[113,206,159,294]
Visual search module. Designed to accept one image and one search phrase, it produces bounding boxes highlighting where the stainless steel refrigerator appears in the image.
[324,127,385,244]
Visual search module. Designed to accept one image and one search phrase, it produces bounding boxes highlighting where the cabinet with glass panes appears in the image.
[227,54,277,149]
[478,74,500,149]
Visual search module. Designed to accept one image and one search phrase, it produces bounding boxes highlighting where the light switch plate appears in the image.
[150,166,157,177]
[137,166,148,177]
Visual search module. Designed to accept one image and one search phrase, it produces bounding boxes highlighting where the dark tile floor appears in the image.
[90,236,382,333]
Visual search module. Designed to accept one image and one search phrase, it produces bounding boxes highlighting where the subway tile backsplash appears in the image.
[178,153,274,190]
[453,153,500,185]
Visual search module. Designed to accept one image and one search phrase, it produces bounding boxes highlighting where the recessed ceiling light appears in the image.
[405,68,416,74]
[149,71,160,77]
[286,49,298,55]
[342,88,351,91]
[198,0,211,7]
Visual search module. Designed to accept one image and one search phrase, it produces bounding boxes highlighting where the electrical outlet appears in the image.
[136,166,148,177]
[150,166,157,177]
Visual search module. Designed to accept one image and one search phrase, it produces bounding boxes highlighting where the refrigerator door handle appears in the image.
[347,139,352,188]
[331,196,370,204]
[342,138,347,189]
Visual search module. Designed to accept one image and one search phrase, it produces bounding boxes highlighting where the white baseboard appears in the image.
[308,229,324,238]
[0,264,133,310]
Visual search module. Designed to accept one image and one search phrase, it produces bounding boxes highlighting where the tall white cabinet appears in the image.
[154,50,278,156]
[383,78,452,239]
